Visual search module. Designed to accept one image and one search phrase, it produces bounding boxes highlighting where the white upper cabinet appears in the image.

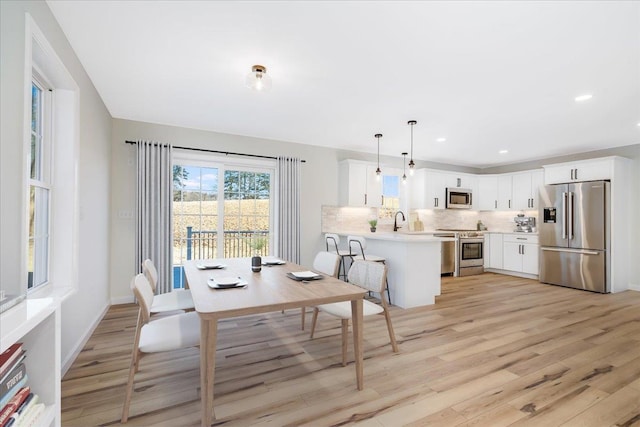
[512,169,544,210]
[477,175,498,210]
[544,157,614,184]
[497,175,513,210]
[424,170,447,209]
[338,159,382,207]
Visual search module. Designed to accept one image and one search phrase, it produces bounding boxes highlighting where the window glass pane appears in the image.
[27,186,49,288]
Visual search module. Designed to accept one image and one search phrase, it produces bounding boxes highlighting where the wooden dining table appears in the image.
[183,257,367,427]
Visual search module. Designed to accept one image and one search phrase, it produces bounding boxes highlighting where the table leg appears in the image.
[351,298,364,390]
[200,317,218,427]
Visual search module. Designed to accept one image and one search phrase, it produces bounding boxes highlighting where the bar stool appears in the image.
[347,235,392,304]
[325,233,353,281]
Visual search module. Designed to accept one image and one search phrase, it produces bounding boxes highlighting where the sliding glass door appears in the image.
[172,156,273,288]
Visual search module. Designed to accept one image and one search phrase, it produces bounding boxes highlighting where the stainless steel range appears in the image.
[436,229,485,276]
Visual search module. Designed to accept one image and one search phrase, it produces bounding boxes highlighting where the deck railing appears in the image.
[173,228,269,288]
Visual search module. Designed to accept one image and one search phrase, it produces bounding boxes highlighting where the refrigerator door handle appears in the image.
[568,191,574,240]
[561,191,567,239]
[541,247,600,256]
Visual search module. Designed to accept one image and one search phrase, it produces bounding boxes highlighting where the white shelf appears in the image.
[0,298,60,427]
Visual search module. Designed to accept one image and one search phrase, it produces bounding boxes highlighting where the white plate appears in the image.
[207,278,247,289]
[213,276,241,286]
[196,263,226,270]
[291,271,320,279]
[262,257,285,265]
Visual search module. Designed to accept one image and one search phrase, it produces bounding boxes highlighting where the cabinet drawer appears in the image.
[503,234,539,244]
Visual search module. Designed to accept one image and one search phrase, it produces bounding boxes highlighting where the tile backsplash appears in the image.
[321,206,538,233]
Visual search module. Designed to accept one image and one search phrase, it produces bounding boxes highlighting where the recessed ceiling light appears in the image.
[436,137,446,142]
[499,150,508,154]
[575,94,593,102]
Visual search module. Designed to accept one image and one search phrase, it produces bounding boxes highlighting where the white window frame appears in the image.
[172,150,276,261]
[22,13,80,299]
[27,73,53,289]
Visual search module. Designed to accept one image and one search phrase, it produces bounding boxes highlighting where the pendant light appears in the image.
[245,65,272,92]
[375,133,383,181]
[408,120,417,175]
[401,152,408,184]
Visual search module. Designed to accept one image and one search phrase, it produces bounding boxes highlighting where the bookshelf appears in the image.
[0,298,60,427]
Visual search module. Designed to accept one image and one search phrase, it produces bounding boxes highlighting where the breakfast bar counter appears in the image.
[332,232,456,308]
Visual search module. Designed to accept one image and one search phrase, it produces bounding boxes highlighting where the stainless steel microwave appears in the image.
[446,188,473,209]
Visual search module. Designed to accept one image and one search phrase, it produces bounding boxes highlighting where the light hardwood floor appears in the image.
[61,273,640,426]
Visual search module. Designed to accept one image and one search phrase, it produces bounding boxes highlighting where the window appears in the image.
[379,174,400,220]
[27,77,52,289]
[172,155,274,288]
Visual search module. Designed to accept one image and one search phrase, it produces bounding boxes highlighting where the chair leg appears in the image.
[341,319,349,366]
[382,307,399,353]
[300,307,306,330]
[309,307,320,339]
[122,350,140,423]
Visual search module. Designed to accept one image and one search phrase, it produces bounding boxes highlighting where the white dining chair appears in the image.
[309,260,399,366]
[347,236,392,304]
[121,274,200,423]
[142,259,195,313]
[299,251,341,330]
[325,233,354,281]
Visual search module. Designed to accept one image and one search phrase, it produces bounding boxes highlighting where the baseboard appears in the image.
[484,269,539,280]
[629,283,640,292]
[111,295,134,305]
[62,302,109,375]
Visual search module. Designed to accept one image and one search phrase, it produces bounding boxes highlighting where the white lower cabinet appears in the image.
[503,234,539,275]
[485,233,503,269]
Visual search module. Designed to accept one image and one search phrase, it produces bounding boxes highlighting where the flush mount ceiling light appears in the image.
[407,120,416,176]
[436,137,447,143]
[375,133,383,180]
[401,152,408,184]
[575,94,593,102]
[245,64,272,92]
[499,149,509,154]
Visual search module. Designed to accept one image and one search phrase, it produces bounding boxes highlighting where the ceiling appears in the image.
[47,1,640,168]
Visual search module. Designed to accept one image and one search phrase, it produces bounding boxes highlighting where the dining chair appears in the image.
[299,251,341,330]
[347,236,392,304]
[325,233,354,281]
[309,260,399,366]
[121,274,200,423]
[142,259,195,313]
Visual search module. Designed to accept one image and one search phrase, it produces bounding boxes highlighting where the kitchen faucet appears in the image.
[393,211,405,232]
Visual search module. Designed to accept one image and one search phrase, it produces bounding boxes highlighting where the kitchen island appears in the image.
[333,232,455,308]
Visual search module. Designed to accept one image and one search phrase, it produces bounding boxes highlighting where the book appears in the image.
[0,387,29,426]
[0,345,23,375]
[14,402,43,427]
[0,364,25,401]
[0,354,26,385]
[0,375,27,408]
[8,393,37,426]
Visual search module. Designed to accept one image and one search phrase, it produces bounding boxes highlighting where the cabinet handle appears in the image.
[457,178,461,187]
[522,245,525,255]
[570,169,574,180]
[574,169,578,180]
[494,200,497,209]
[365,194,367,205]
[434,197,438,207]
[509,199,511,209]
[381,195,384,206]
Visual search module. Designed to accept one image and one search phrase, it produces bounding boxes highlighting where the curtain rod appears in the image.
[125,140,306,163]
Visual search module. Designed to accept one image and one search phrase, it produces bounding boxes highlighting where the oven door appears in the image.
[459,238,484,267]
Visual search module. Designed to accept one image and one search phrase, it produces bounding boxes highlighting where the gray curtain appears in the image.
[136,140,173,294]
[277,156,301,263]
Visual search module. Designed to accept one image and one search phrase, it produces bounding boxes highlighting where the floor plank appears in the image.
[61,273,640,426]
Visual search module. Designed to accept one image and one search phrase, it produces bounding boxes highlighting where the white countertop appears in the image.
[332,231,456,242]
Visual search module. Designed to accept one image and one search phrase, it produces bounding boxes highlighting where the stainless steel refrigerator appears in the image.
[539,180,610,293]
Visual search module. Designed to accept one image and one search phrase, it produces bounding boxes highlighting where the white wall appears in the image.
[0,0,112,368]
[110,119,345,301]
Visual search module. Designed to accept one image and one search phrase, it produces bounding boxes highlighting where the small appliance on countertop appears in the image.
[514,215,536,232]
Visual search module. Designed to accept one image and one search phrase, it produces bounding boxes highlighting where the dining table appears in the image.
[183,257,367,427]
